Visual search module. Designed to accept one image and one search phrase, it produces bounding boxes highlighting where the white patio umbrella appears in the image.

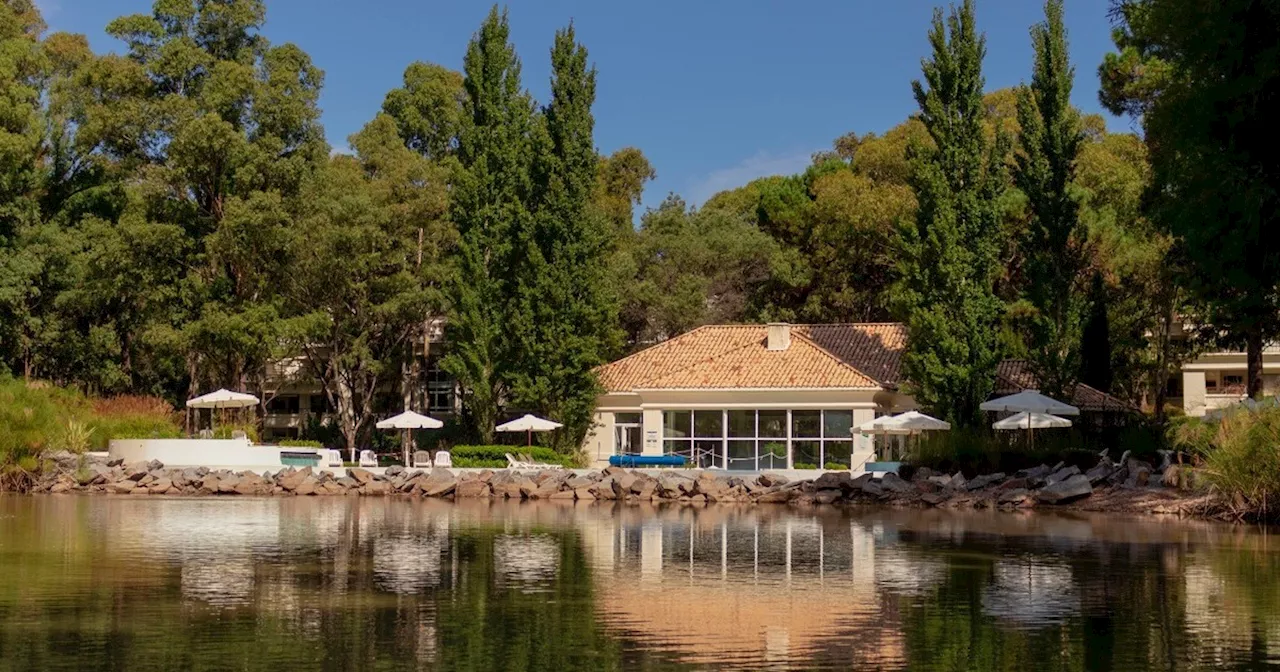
[980,389,1080,416]
[376,411,444,466]
[496,414,563,446]
[186,389,259,434]
[856,415,913,436]
[992,411,1072,447]
[857,411,950,461]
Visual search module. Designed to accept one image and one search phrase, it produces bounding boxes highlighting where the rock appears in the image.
[1016,464,1052,481]
[363,480,392,495]
[1156,450,1174,472]
[916,480,941,494]
[217,475,242,494]
[921,492,948,506]
[965,473,1006,491]
[1118,450,1131,466]
[996,477,1028,492]
[928,475,952,488]
[1036,474,1093,504]
[613,473,639,497]
[347,468,374,485]
[758,473,790,488]
[880,472,913,494]
[998,488,1029,504]
[945,473,967,490]
[1085,462,1114,485]
[422,469,457,497]
[566,476,594,489]
[603,466,627,477]
[695,475,726,497]
[148,478,172,492]
[813,489,843,504]
[107,481,136,494]
[455,480,490,498]
[107,457,124,468]
[335,476,358,489]
[1045,465,1081,486]
[549,489,577,500]
[756,488,794,503]
[80,463,113,486]
[573,487,596,501]
[633,477,657,500]
[814,471,853,492]
[124,463,149,482]
[279,467,312,492]
[690,493,707,504]
[910,467,937,483]
[234,472,268,495]
[1128,467,1151,488]
[385,465,405,477]
[295,476,319,496]
[861,480,884,497]
[50,480,75,494]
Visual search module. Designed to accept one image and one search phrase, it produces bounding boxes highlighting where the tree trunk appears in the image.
[1247,326,1264,399]
[1152,301,1172,424]
[336,379,358,463]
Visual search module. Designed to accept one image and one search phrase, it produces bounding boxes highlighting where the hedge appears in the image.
[279,439,323,448]
[448,445,576,468]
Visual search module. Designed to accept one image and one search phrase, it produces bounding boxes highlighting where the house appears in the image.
[583,322,1136,469]
[1176,345,1280,417]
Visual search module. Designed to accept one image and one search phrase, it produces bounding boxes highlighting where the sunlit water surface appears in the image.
[2,495,1279,671]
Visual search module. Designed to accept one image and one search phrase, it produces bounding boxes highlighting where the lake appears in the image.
[1,496,1278,671]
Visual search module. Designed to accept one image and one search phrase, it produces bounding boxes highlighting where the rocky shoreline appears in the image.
[19,450,1214,517]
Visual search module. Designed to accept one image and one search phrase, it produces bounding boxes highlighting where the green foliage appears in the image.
[449,445,576,468]
[793,462,818,470]
[892,0,1009,428]
[1170,406,1280,518]
[906,428,1098,476]
[823,462,849,471]
[381,61,465,161]
[278,439,322,448]
[1013,0,1089,402]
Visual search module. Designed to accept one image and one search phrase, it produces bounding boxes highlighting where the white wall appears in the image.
[109,438,297,469]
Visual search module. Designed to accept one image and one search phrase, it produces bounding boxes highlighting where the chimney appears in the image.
[767,323,791,351]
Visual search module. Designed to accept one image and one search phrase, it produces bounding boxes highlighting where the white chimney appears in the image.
[767,323,791,351]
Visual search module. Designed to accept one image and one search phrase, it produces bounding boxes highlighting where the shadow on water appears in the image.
[2,495,1280,671]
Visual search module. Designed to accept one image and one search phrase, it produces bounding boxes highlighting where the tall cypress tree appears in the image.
[1079,271,1113,393]
[443,6,535,443]
[512,23,620,450]
[893,0,1008,427]
[1014,0,1088,402]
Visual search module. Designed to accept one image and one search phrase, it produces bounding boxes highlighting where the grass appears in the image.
[1169,404,1280,519]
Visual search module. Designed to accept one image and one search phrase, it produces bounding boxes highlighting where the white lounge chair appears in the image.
[506,452,561,470]
[433,451,452,469]
[325,449,343,468]
[413,450,432,469]
[359,450,378,468]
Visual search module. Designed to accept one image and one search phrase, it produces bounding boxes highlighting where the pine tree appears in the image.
[443,6,535,443]
[1014,0,1088,402]
[511,23,621,449]
[893,0,1008,427]
[1079,271,1112,393]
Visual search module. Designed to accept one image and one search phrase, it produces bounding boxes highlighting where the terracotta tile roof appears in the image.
[597,323,906,392]
[994,360,1137,414]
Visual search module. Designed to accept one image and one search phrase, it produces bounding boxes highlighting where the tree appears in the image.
[892,0,1009,427]
[1013,0,1089,401]
[443,6,536,444]
[510,23,621,449]
[595,146,654,236]
[381,61,465,161]
[1079,271,1112,393]
[286,115,451,457]
[1103,0,1280,400]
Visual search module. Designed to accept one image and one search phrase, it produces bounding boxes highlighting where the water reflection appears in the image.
[2,496,1280,670]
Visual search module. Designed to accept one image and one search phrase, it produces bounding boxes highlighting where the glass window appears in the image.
[267,395,300,413]
[694,440,723,469]
[664,440,690,457]
[616,425,642,455]
[793,441,821,469]
[823,410,853,439]
[615,412,641,425]
[693,410,723,438]
[727,440,756,471]
[792,410,821,438]
[664,411,691,438]
[308,395,328,414]
[824,440,852,468]
[759,441,787,469]
[727,410,755,437]
[758,410,786,438]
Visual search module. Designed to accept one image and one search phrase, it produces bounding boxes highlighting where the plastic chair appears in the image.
[433,451,452,468]
[413,451,432,469]
[359,450,378,468]
[326,449,343,468]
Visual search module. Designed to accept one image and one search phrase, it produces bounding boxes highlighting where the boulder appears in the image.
[148,478,173,492]
[455,480,491,498]
[945,473,967,490]
[107,457,124,468]
[294,476,319,496]
[758,473,790,488]
[756,488,794,503]
[234,472,268,495]
[385,465,405,477]
[107,480,137,494]
[813,471,853,492]
[861,480,884,497]
[813,489,843,505]
[965,472,1006,491]
[80,463,113,486]
[549,489,577,500]
[921,492,948,506]
[695,475,726,497]
[422,469,457,497]
[217,475,242,494]
[1016,464,1053,481]
[347,468,375,485]
[998,488,1029,504]
[1036,474,1093,504]
[124,463,149,482]
[363,480,392,496]
[573,487,596,501]
[146,459,165,472]
[613,473,639,497]
[880,472,914,494]
[910,467,937,483]
[1085,461,1115,485]
[1045,465,1081,486]
[335,476,358,489]
[279,467,312,492]
[566,476,595,489]
[997,477,1028,492]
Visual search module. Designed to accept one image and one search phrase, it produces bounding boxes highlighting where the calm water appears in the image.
[2,497,1280,671]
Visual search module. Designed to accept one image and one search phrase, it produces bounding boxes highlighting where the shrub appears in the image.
[906,428,1102,476]
[449,445,577,468]
[823,462,849,471]
[1169,405,1280,518]
[0,377,73,490]
[213,423,260,442]
[279,439,324,448]
[793,462,818,470]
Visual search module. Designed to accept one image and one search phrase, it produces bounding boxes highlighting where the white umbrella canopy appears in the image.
[888,411,952,433]
[497,414,563,446]
[993,411,1073,431]
[856,415,913,436]
[376,411,444,430]
[378,410,444,467]
[980,390,1079,416]
[186,389,260,409]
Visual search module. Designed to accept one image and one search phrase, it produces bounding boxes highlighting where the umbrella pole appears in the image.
[527,428,532,447]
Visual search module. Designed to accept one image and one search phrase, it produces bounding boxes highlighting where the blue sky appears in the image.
[38,0,1125,211]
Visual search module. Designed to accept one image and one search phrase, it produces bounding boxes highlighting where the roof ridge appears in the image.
[595,324,717,373]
